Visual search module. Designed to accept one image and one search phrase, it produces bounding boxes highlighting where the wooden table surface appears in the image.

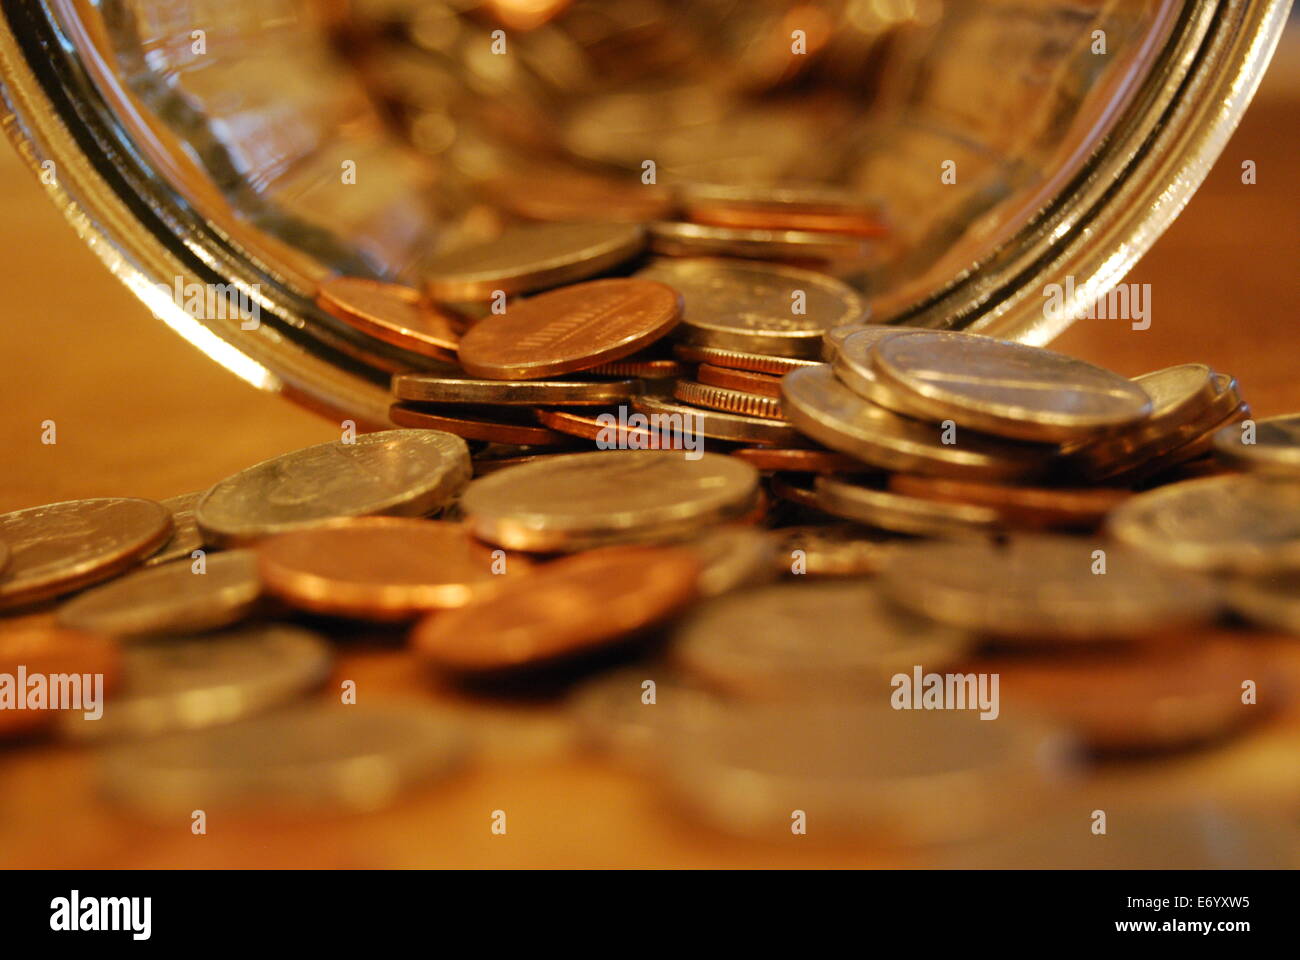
[1,39,1297,868]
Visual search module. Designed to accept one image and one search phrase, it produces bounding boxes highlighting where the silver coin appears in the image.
[879,535,1220,642]
[144,492,205,567]
[101,703,469,817]
[814,476,1003,537]
[1214,412,1300,476]
[782,365,1052,481]
[61,624,332,741]
[671,581,972,698]
[196,429,471,547]
[870,331,1153,442]
[657,702,1072,844]
[822,323,913,363]
[391,374,642,406]
[57,550,261,637]
[1107,474,1300,574]
[632,394,807,446]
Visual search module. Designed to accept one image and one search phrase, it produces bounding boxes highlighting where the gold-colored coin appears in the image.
[392,373,642,406]
[673,343,820,375]
[459,450,759,551]
[57,550,261,637]
[588,356,687,379]
[673,379,785,420]
[680,182,888,238]
[637,258,867,359]
[767,524,898,577]
[683,526,777,598]
[423,222,645,300]
[143,492,205,567]
[822,323,913,362]
[0,498,173,610]
[879,535,1220,642]
[1119,394,1249,485]
[888,474,1131,531]
[413,546,701,673]
[814,476,1002,537]
[632,394,807,446]
[316,276,460,360]
[1108,474,1300,574]
[477,171,674,223]
[647,221,871,261]
[782,365,1053,481]
[1214,412,1300,476]
[389,403,578,447]
[730,447,866,473]
[195,430,471,547]
[696,363,783,398]
[869,331,1152,442]
[257,518,529,620]
[456,278,682,380]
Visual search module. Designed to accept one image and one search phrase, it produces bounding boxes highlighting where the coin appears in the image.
[532,408,658,446]
[631,394,805,446]
[768,524,897,576]
[1227,573,1300,633]
[815,476,1002,537]
[672,581,971,699]
[57,550,261,637]
[423,221,645,300]
[822,323,912,362]
[0,538,9,576]
[888,475,1130,530]
[316,276,460,360]
[413,546,700,673]
[478,171,674,223]
[970,639,1275,752]
[673,379,785,420]
[1108,474,1300,574]
[869,332,1152,442]
[389,403,577,447]
[392,373,642,406]
[673,343,820,375]
[0,498,173,610]
[1119,396,1249,485]
[460,450,759,551]
[196,429,472,547]
[588,356,688,379]
[61,624,332,741]
[257,518,528,620]
[0,626,120,737]
[729,447,866,473]
[1214,412,1300,476]
[879,535,1219,642]
[782,365,1052,480]
[680,183,888,237]
[144,492,205,567]
[657,703,1069,844]
[647,221,871,261]
[456,278,682,380]
[696,363,783,398]
[102,703,469,817]
[683,526,777,597]
[637,258,866,358]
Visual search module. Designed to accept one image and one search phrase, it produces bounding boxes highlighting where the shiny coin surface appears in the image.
[588,356,688,379]
[257,518,527,620]
[815,476,1001,537]
[456,278,682,380]
[673,343,820,375]
[62,624,332,742]
[632,394,806,446]
[532,408,660,446]
[317,276,460,360]
[673,379,785,420]
[729,447,865,473]
[647,221,871,261]
[413,546,700,673]
[782,365,1052,481]
[1214,412,1300,476]
[102,703,469,817]
[696,363,783,398]
[143,492,205,567]
[460,450,758,551]
[423,221,645,300]
[1227,573,1300,633]
[672,581,971,698]
[869,332,1152,442]
[768,524,897,577]
[972,639,1275,752]
[0,627,120,737]
[822,323,912,362]
[888,474,1130,531]
[392,373,641,406]
[389,403,577,447]
[1108,474,1300,574]
[880,535,1219,642]
[638,258,866,359]
[0,498,173,610]
[659,703,1069,844]
[681,183,888,237]
[683,526,777,598]
[196,430,471,547]
[57,550,261,637]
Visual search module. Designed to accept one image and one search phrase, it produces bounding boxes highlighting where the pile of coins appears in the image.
[5,208,1300,864]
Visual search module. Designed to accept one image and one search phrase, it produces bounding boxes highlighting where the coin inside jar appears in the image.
[256,518,529,620]
[392,373,642,406]
[316,275,460,360]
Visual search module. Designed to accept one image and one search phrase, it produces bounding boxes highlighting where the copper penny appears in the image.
[0,626,120,737]
[672,343,819,376]
[889,474,1131,530]
[457,278,682,380]
[588,357,688,379]
[532,408,658,446]
[0,499,173,610]
[674,380,785,420]
[412,545,700,673]
[681,185,888,238]
[389,403,577,447]
[731,448,867,473]
[697,363,784,398]
[972,639,1276,752]
[316,276,460,360]
[258,518,530,620]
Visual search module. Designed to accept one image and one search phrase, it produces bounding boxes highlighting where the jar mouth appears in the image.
[0,1,1289,424]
